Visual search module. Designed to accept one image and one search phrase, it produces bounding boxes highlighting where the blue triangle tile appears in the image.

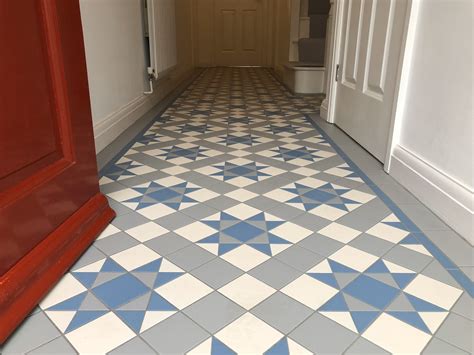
[73,272,98,288]
[392,273,416,289]
[328,260,358,273]
[116,310,146,333]
[308,273,339,289]
[48,292,87,311]
[134,258,163,272]
[268,234,291,244]
[148,292,177,311]
[264,337,289,355]
[400,234,419,244]
[319,292,348,311]
[221,212,237,221]
[266,220,285,230]
[203,221,221,230]
[405,293,445,312]
[388,311,431,333]
[198,234,220,243]
[154,272,184,288]
[65,310,108,333]
[211,337,237,355]
[350,311,380,333]
[248,243,272,256]
[366,259,390,273]
[248,212,266,221]
[101,259,126,272]
[218,243,241,256]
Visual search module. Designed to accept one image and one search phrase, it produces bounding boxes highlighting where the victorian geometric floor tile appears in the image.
[5,67,472,354]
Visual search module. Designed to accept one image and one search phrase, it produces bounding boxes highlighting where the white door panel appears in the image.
[335,0,408,162]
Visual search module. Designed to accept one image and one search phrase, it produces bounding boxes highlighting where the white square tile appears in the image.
[362,313,431,354]
[107,188,142,202]
[155,176,185,187]
[293,167,319,176]
[271,222,313,243]
[341,189,375,203]
[186,188,219,202]
[404,274,463,310]
[310,204,348,221]
[161,166,190,176]
[97,224,121,240]
[155,274,212,309]
[221,245,270,271]
[40,274,87,310]
[127,165,156,176]
[65,312,135,353]
[281,274,338,310]
[137,204,176,220]
[318,223,361,243]
[218,274,276,309]
[215,313,282,354]
[224,203,261,220]
[264,189,296,202]
[366,222,409,243]
[225,189,259,202]
[175,221,216,242]
[111,244,161,271]
[125,222,169,242]
[328,246,378,272]
[227,176,255,187]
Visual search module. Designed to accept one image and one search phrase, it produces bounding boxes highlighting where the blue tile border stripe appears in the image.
[307,116,474,297]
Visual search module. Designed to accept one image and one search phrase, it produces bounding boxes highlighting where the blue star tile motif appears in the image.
[210,161,272,182]
[216,134,260,146]
[124,181,201,210]
[264,124,302,135]
[105,161,146,181]
[269,145,328,163]
[156,145,209,162]
[283,182,361,212]
[178,123,210,134]
[198,212,289,256]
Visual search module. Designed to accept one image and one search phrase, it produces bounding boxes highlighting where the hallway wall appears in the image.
[79,0,195,152]
[389,0,473,242]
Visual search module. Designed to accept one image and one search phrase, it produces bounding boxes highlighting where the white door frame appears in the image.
[324,0,418,172]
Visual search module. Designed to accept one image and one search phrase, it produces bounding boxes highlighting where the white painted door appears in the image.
[334,0,409,162]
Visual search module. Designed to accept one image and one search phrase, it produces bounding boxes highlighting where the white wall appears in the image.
[79,0,194,152]
[389,0,473,242]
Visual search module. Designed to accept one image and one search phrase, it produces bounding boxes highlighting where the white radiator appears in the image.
[146,0,177,79]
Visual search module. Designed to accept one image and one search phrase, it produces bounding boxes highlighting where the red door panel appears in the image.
[0,0,114,342]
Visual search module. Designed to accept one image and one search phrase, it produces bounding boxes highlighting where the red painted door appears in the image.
[0,0,114,342]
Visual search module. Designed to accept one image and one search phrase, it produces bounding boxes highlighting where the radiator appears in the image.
[146,0,177,80]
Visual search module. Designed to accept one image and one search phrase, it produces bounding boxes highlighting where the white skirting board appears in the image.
[390,145,474,244]
[93,94,159,153]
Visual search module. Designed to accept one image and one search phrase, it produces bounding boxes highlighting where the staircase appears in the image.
[298,0,330,64]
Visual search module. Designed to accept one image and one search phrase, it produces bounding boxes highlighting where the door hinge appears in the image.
[335,64,340,82]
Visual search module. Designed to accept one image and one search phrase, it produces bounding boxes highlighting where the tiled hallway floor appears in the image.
[3,68,473,354]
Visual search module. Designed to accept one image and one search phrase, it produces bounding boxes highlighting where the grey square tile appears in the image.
[145,232,191,256]
[101,182,129,194]
[204,196,240,210]
[376,180,420,204]
[141,313,209,353]
[383,245,433,272]
[267,204,305,220]
[251,292,313,334]
[397,204,451,231]
[349,233,395,257]
[71,246,106,271]
[108,336,156,354]
[107,198,134,216]
[297,233,344,257]
[2,312,61,354]
[337,198,391,231]
[289,312,358,353]
[435,313,472,353]
[245,196,281,211]
[93,232,140,256]
[423,338,469,354]
[191,175,236,194]
[181,204,219,220]
[421,230,473,267]
[28,336,77,354]
[275,245,324,272]
[190,258,243,289]
[290,213,331,231]
[183,292,245,333]
[249,258,302,289]
[112,212,150,230]
[167,244,216,271]
[154,212,196,231]
[451,292,473,321]
[344,336,390,354]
